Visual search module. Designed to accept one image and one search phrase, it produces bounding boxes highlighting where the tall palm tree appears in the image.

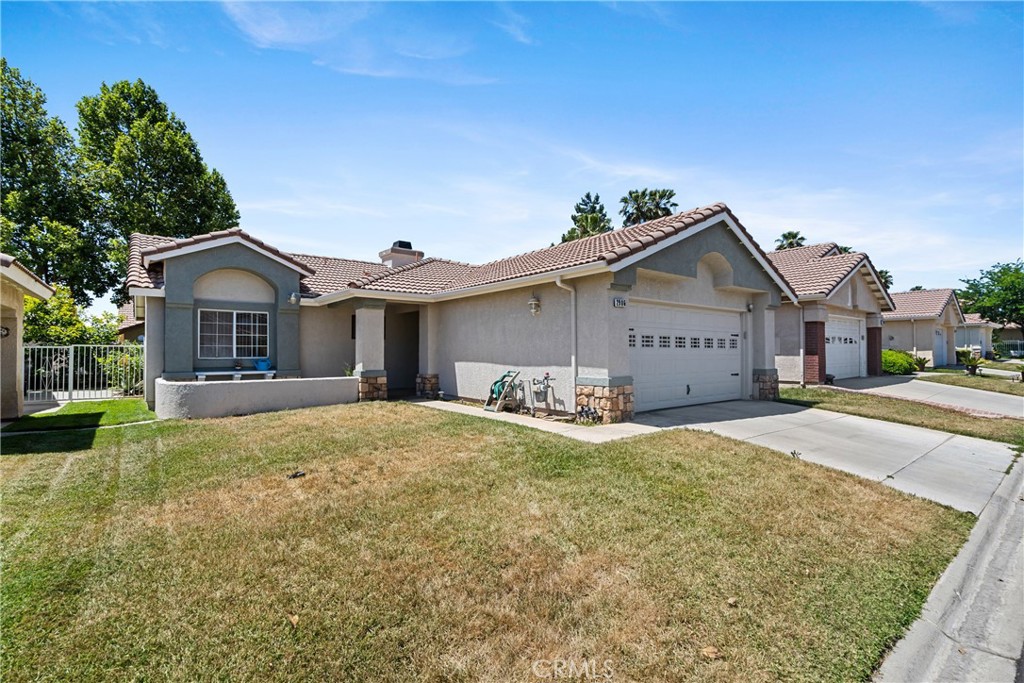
[619,188,678,227]
[877,269,894,290]
[774,231,806,250]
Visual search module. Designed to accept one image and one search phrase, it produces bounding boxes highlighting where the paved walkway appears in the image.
[875,461,1023,682]
[836,376,1024,419]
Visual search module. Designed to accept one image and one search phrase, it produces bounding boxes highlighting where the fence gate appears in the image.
[24,345,145,404]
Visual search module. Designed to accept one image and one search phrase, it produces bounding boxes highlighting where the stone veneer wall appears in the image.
[575,384,635,424]
[416,373,439,396]
[358,375,388,401]
[753,368,779,400]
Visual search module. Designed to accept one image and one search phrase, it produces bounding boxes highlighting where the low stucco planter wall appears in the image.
[155,376,359,419]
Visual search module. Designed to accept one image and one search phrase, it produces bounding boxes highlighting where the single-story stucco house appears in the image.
[126,202,798,421]
[117,301,145,343]
[882,288,965,367]
[767,243,893,384]
[955,313,998,358]
[1,253,54,419]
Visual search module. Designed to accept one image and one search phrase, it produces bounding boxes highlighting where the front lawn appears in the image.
[780,388,1024,449]
[917,372,1024,397]
[1,399,155,432]
[1,402,972,681]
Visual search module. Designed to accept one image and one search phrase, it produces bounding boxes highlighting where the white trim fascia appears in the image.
[129,287,165,298]
[143,236,314,277]
[607,213,800,304]
[1,264,54,300]
[304,261,608,307]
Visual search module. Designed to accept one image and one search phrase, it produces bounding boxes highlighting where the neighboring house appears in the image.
[118,301,145,343]
[955,313,998,358]
[882,288,965,367]
[1,253,54,419]
[996,323,1022,343]
[767,243,893,384]
[126,202,797,422]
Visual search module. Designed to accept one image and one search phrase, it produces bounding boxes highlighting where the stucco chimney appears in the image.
[379,240,424,268]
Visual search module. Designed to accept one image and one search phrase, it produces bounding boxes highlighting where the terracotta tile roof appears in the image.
[963,313,995,326]
[139,227,314,276]
[883,288,961,320]
[290,254,389,297]
[124,202,793,301]
[766,242,838,269]
[766,245,894,312]
[126,233,176,289]
[768,248,864,297]
[347,258,476,294]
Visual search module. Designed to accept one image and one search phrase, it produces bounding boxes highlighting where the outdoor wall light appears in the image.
[288,292,300,305]
[528,295,541,316]
[746,303,754,312]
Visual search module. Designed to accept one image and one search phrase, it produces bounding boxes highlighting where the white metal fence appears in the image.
[995,340,1024,359]
[24,344,144,403]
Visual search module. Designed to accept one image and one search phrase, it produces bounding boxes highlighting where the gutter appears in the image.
[554,275,577,383]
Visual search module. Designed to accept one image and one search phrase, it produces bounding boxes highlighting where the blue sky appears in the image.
[3,2,1022,313]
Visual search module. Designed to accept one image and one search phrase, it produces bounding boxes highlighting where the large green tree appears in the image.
[23,285,119,345]
[1,59,114,306]
[76,79,239,301]
[561,192,612,242]
[958,260,1024,330]
[774,231,806,250]
[619,188,678,227]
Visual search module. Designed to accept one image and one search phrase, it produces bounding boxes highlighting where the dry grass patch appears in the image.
[916,371,1024,397]
[2,402,972,682]
[780,387,1024,450]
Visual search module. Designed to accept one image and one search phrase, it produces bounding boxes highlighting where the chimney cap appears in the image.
[393,240,413,250]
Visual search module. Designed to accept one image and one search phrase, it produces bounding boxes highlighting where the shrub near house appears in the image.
[882,349,916,375]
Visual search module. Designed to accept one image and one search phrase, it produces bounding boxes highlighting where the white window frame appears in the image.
[197,308,270,359]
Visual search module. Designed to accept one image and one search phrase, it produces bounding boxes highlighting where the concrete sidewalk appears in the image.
[836,376,1024,419]
[875,461,1023,682]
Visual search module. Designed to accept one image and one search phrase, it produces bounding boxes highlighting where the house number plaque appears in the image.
[612,297,627,308]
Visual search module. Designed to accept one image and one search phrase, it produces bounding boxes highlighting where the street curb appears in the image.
[875,460,1024,682]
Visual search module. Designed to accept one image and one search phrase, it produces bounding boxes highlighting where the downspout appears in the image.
[554,276,577,382]
[911,320,917,356]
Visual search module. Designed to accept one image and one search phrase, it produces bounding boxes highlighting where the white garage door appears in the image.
[629,304,743,412]
[825,315,863,379]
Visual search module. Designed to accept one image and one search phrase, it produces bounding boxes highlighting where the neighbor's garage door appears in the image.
[629,304,742,412]
[825,315,863,379]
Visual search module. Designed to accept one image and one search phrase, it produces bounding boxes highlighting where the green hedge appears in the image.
[882,349,916,375]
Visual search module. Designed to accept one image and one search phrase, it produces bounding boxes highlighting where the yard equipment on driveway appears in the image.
[484,370,521,413]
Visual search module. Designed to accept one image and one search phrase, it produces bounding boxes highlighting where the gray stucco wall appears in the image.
[160,243,302,379]
[434,280,577,411]
[613,221,782,308]
[155,376,358,419]
[299,304,355,377]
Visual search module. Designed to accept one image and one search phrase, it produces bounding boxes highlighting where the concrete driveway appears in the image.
[633,401,1017,514]
[836,376,1023,418]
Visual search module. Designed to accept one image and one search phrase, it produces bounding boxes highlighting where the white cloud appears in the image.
[220,2,373,47]
[491,5,535,45]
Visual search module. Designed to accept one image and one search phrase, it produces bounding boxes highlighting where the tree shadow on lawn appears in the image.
[1,413,101,454]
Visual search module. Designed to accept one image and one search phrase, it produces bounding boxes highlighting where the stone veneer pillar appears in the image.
[357,373,388,401]
[575,382,634,424]
[803,320,827,385]
[415,373,439,397]
[752,368,779,400]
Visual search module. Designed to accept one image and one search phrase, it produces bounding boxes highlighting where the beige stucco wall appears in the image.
[774,303,803,382]
[299,304,355,378]
[193,268,275,303]
[1,286,25,419]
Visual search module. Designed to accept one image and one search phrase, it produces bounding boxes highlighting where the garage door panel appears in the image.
[629,304,742,412]
[825,316,864,379]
